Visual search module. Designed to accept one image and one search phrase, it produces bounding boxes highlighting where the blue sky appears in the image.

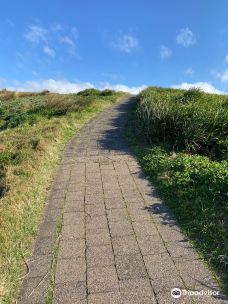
[1,0,228,93]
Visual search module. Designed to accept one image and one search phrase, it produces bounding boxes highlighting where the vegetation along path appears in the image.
[18,96,226,304]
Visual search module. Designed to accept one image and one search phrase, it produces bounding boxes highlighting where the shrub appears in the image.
[100,89,115,96]
[77,88,101,96]
[40,90,50,95]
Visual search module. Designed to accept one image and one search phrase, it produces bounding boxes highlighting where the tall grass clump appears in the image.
[136,87,228,160]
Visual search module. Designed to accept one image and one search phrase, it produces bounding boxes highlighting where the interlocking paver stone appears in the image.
[55,257,86,283]
[86,215,108,231]
[53,281,86,304]
[64,199,84,212]
[18,97,225,303]
[88,291,122,304]
[143,252,178,279]
[61,223,85,239]
[112,235,140,256]
[109,220,134,237]
[87,244,115,268]
[138,239,167,256]
[132,220,158,237]
[58,239,85,259]
[116,254,147,280]
[86,228,111,246]
[120,278,157,304]
[87,265,119,293]
[63,211,84,226]
[150,275,184,294]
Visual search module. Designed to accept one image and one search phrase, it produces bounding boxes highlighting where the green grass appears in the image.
[136,87,228,161]
[0,89,127,303]
[126,88,228,294]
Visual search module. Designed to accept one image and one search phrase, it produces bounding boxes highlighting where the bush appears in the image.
[77,88,116,97]
[40,90,50,95]
[100,89,115,96]
[77,88,101,96]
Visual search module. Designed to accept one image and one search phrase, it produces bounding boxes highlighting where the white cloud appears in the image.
[100,82,146,94]
[185,68,195,76]
[215,69,228,82]
[60,36,75,47]
[225,55,228,63]
[160,45,172,59]
[6,79,93,94]
[176,28,196,48]
[111,34,138,53]
[172,82,224,94]
[43,46,56,58]
[3,79,146,94]
[24,25,48,43]
[60,36,76,54]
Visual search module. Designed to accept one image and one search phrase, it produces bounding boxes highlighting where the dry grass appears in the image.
[0,89,49,101]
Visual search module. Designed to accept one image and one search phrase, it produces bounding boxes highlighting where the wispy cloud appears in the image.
[215,69,228,82]
[60,36,75,47]
[23,23,79,59]
[225,55,228,63]
[43,46,56,58]
[176,28,196,48]
[3,79,146,94]
[185,68,195,76]
[172,82,224,94]
[111,34,138,53]
[60,36,76,54]
[160,45,172,59]
[24,25,48,43]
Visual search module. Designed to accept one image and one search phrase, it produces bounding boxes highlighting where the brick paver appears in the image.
[18,97,227,304]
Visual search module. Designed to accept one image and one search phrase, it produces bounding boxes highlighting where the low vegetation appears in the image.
[0,88,126,303]
[127,87,228,293]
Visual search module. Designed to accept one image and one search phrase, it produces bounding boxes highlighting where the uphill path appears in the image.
[18,96,226,304]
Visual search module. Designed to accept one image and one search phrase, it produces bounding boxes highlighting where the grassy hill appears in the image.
[0,88,126,303]
[127,86,228,293]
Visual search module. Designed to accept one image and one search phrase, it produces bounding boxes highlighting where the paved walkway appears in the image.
[18,97,226,304]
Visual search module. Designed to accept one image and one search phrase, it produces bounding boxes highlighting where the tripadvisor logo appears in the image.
[171,288,182,298]
[171,287,220,298]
